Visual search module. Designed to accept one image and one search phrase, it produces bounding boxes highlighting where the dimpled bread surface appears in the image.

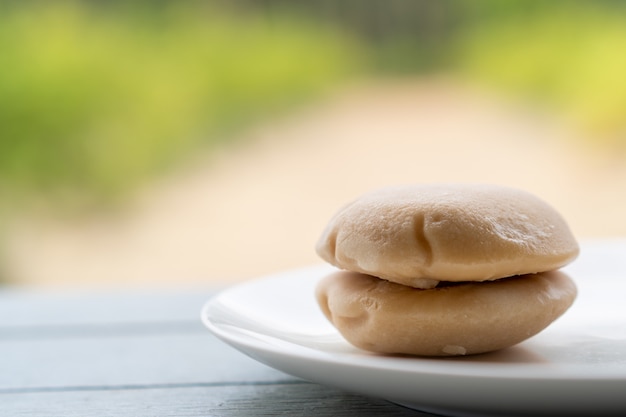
[316,270,578,356]
[316,184,579,288]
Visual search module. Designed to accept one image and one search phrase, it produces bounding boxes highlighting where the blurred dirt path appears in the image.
[5,78,626,288]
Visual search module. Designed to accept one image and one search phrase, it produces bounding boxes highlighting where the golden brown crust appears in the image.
[316,184,579,288]
[316,270,577,356]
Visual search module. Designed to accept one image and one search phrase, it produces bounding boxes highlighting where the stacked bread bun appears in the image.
[315,184,578,356]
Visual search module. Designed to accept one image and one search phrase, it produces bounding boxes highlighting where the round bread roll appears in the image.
[316,184,579,289]
[316,270,577,356]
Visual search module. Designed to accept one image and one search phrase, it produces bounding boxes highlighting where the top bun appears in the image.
[316,184,579,289]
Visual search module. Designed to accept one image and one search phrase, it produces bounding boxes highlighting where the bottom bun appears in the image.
[316,270,576,356]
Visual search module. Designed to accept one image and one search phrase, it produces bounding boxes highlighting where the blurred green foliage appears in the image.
[0,2,361,208]
[2,0,626,212]
[457,2,626,145]
[228,0,626,147]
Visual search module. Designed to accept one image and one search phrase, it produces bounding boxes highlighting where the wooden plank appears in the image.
[0,319,204,341]
[0,333,290,390]
[0,289,219,327]
[1,382,432,417]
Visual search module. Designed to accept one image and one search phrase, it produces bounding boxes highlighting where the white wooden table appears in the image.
[3,239,625,416]
[0,287,426,416]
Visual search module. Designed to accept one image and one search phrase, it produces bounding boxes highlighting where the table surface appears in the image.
[3,239,625,417]
[1,284,427,416]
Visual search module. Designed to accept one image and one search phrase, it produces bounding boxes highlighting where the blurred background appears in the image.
[1,0,625,289]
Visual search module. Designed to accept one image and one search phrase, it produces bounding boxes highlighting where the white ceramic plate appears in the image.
[202,241,626,416]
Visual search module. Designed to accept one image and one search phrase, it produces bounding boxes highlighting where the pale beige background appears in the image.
[5,79,626,288]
